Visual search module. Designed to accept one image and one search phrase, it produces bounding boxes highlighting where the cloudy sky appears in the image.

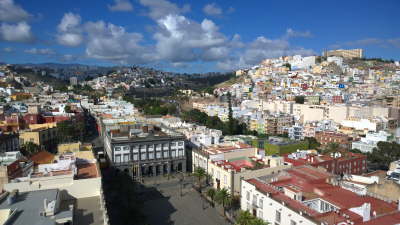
[0,0,399,73]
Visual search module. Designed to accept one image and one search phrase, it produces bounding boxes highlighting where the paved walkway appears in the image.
[141,179,231,225]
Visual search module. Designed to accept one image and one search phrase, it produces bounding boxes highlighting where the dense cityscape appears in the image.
[1,0,400,225]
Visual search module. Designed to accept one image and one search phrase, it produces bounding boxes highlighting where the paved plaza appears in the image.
[140,176,231,225]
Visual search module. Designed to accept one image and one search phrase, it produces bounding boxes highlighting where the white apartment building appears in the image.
[352,131,391,153]
[288,124,304,140]
[241,166,400,225]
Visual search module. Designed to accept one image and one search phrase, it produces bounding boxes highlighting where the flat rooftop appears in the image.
[0,189,70,225]
[74,196,104,225]
[202,143,254,155]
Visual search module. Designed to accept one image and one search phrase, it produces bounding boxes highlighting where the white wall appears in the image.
[241,180,317,225]
[4,175,101,199]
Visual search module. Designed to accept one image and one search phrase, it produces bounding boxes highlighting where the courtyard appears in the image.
[140,176,231,225]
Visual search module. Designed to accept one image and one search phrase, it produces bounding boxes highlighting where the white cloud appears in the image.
[56,13,83,46]
[52,0,315,71]
[0,21,33,42]
[284,28,312,39]
[57,33,83,47]
[57,12,81,32]
[203,3,222,16]
[0,0,30,23]
[3,47,13,52]
[0,0,33,43]
[217,36,315,70]
[84,21,152,64]
[139,0,190,20]
[24,48,55,55]
[153,15,226,62]
[108,0,133,12]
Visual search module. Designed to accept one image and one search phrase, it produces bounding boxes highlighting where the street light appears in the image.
[179,172,184,197]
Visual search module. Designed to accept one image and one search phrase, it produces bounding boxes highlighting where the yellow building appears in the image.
[19,127,58,152]
[57,142,93,153]
[10,93,31,101]
[208,156,290,195]
[28,122,57,130]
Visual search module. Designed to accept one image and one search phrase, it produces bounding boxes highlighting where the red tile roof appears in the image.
[30,151,55,165]
[245,166,400,225]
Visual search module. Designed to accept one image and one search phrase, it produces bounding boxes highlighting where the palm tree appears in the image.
[236,210,253,225]
[215,188,232,217]
[236,210,269,225]
[206,188,216,207]
[23,142,40,155]
[193,167,206,192]
[252,218,268,225]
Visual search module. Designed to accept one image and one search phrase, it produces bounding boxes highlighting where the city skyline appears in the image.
[0,0,399,73]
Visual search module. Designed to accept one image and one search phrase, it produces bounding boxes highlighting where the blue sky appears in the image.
[0,0,399,73]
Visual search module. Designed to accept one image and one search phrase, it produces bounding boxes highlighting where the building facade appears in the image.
[0,133,19,153]
[104,124,187,180]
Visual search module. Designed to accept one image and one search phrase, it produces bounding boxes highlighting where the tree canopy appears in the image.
[368,141,400,170]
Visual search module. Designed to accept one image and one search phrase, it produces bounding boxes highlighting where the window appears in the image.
[148,145,154,152]
[259,211,263,219]
[133,154,138,161]
[114,146,121,151]
[156,152,162,159]
[114,154,121,163]
[141,153,147,160]
[163,151,169,158]
[275,210,281,223]
[123,154,130,162]
[178,141,183,146]
[246,191,250,201]
[259,198,263,209]
[290,220,296,225]
[253,195,257,206]
[223,175,227,184]
[171,142,176,147]
[123,146,130,151]
[171,150,176,158]
[178,150,184,157]
[148,153,154,159]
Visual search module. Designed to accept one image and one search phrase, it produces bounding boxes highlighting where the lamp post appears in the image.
[178,171,184,197]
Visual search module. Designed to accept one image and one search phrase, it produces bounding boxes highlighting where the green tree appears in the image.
[236,210,269,225]
[284,63,291,71]
[368,141,400,170]
[23,142,40,155]
[64,105,72,113]
[325,142,340,153]
[306,137,320,149]
[206,188,216,207]
[236,210,253,225]
[193,167,207,192]
[215,188,232,217]
[295,96,305,104]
